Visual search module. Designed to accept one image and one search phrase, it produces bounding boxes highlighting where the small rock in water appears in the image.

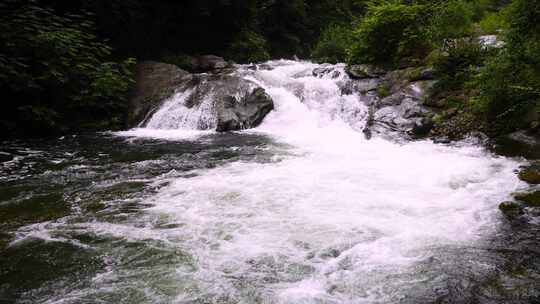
[433,137,451,144]
[410,117,434,138]
[499,201,524,218]
[514,191,540,207]
[518,162,540,184]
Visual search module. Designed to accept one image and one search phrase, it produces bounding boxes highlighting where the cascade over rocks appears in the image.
[128,61,274,132]
[341,65,437,139]
[129,60,439,138]
[128,61,192,127]
[216,87,274,132]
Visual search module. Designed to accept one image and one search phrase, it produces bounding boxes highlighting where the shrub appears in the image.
[226,29,270,63]
[473,0,540,133]
[0,0,135,136]
[429,0,474,43]
[347,1,432,67]
[161,53,194,71]
[478,9,509,34]
[311,23,354,64]
[431,39,490,93]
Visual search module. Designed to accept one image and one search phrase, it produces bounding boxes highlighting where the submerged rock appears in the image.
[499,201,524,218]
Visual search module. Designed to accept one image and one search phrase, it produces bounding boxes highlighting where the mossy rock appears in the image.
[514,191,540,207]
[519,169,540,184]
[498,201,524,218]
[518,162,540,184]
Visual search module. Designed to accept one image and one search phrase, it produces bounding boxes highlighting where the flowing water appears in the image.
[1,61,539,304]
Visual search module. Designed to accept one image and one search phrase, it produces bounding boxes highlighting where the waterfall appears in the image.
[134,60,372,140]
[31,60,523,303]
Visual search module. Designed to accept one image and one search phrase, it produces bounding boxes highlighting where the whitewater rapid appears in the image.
[78,61,526,302]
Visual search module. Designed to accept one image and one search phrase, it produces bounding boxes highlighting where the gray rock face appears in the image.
[191,55,231,73]
[343,64,436,139]
[346,64,386,79]
[216,87,274,132]
[312,65,342,79]
[182,74,274,132]
[128,63,275,132]
[128,61,191,127]
[495,130,540,159]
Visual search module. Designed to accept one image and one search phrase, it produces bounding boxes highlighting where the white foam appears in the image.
[115,128,213,141]
[105,60,523,302]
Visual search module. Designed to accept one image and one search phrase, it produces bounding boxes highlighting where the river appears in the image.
[1,61,539,303]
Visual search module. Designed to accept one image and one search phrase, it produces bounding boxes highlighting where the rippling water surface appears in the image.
[1,61,539,304]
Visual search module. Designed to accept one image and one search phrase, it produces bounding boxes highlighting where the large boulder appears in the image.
[190,55,232,73]
[345,64,386,79]
[127,61,191,127]
[216,87,274,132]
[186,75,274,132]
[128,61,274,132]
[137,73,274,132]
[495,130,540,159]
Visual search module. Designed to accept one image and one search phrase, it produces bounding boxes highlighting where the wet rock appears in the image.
[216,87,274,132]
[410,117,434,138]
[190,55,231,73]
[433,137,452,144]
[346,64,386,79]
[418,68,436,81]
[377,93,406,109]
[339,79,381,95]
[514,191,540,207]
[178,75,275,132]
[130,63,275,131]
[312,66,341,79]
[373,98,430,135]
[423,97,448,108]
[404,81,436,100]
[465,131,490,146]
[519,163,540,184]
[258,64,273,71]
[499,201,524,218]
[128,61,192,127]
[495,131,540,159]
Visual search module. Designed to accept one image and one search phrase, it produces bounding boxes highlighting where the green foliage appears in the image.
[429,1,474,43]
[0,0,135,136]
[376,84,391,98]
[226,30,270,63]
[312,24,354,64]
[478,8,509,34]
[431,39,490,93]
[473,0,540,133]
[347,1,432,66]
